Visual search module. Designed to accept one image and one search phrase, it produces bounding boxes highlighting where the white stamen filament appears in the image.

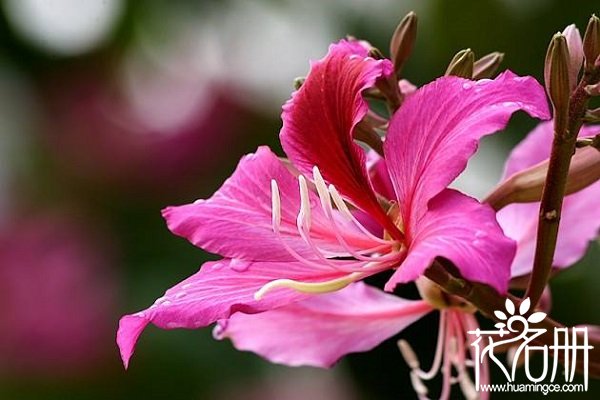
[417,311,446,379]
[270,184,366,271]
[271,179,281,229]
[400,311,482,400]
[328,184,391,244]
[398,340,420,370]
[263,168,403,301]
[312,166,331,212]
[280,174,381,271]
[312,167,400,263]
[297,175,312,231]
[409,371,429,398]
[254,272,364,300]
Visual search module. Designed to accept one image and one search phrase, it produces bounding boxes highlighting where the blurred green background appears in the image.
[0,0,598,399]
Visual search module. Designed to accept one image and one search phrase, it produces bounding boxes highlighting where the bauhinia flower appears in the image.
[117,39,550,370]
[214,121,599,400]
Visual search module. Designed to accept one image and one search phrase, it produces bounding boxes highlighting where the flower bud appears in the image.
[562,24,583,89]
[473,51,504,79]
[390,11,417,78]
[583,14,600,72]
[485,145,600,210]
[445,48,474,78]
[544,33,571,117]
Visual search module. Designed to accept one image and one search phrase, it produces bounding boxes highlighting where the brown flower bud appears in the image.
[485,145,600,210]
[583,14,600,72]
[389,11,417,78]
[473,52,504,79]
[544,33,571,118]
[445,48,474,78]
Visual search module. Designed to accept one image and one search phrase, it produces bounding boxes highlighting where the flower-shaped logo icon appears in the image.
[493,298,546,330]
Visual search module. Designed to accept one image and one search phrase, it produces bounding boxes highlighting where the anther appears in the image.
[271,179,282,230]
[398,339,421,370]
[328,184,353,220]
[409,371,429,397]
[298,175,312,230]
[312,166,331,213]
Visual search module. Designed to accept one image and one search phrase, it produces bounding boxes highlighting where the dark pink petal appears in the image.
[280,40,399,236]
[497,121,600,277]
[385,189,516,294]
[367,150,396,200]
[163,146,378,261]
[117,259,354,368]
[215,282,432,368]
[384,71,550,229]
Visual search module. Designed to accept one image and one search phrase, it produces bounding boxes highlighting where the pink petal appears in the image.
[384,71,550,228]
[367,150,395,200]
[385,189,516,294]
[562,24,583,90]
[280,40,398,236]
[497,121,600,277]
[163,146,378,261]
[215,282,432,368]
[117,259,354,368]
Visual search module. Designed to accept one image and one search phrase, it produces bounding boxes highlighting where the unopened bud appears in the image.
[445,48,474,78]
[485,145,600,210]
[562,24,583,89]
[390,11,418,78]
[544,33,571,117]
[293,77,305,90]
[583,14,600,72]
[473,51,504,79]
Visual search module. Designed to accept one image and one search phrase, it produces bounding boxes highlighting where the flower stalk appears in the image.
[525,44,600,308]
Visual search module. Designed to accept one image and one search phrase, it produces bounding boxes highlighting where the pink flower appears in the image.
[117,40,549,368]
[214,120,599,398]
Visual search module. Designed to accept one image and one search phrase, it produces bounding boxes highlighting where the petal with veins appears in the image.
[280,40,400,237]
[385,189,515,294]
[163,146,379,262]
[117,258,359,369]
[384,71,550,229]
[215,282,432,368]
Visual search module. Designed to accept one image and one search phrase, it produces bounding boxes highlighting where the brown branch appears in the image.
[425,260,600,377]
[525,68,600,307]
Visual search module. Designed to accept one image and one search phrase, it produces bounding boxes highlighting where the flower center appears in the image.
[253,165,404,300]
